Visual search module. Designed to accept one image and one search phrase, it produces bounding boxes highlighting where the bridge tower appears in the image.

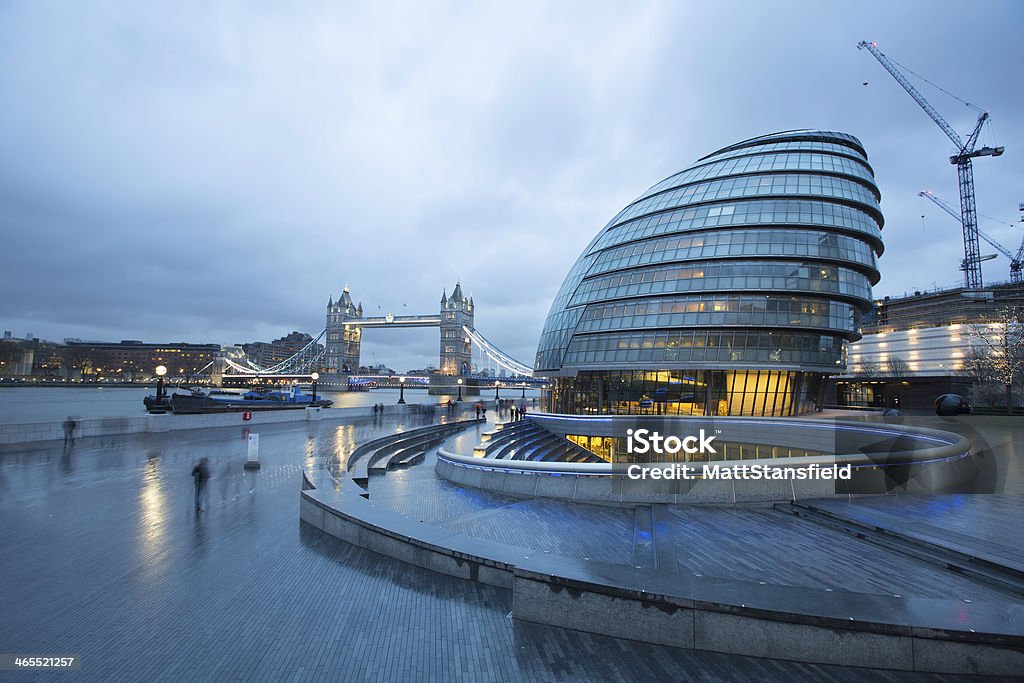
[324,286,363,375]
[439,282,473,375]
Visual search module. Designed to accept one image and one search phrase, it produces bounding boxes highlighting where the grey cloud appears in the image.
[1,1,1022,373]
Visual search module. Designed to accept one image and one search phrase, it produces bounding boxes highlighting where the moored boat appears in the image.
[147,386,332,414]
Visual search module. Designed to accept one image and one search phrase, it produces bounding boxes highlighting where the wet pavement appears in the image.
[0,411,1020,681]
[369,420,1019,602]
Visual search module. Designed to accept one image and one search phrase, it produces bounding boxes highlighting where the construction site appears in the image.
[832,42,1023,411]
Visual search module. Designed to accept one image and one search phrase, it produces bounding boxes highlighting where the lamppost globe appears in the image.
[154,365,167,406]
[310,372,319,381]
[397,376,406,404]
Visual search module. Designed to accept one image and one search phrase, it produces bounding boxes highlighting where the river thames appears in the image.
[0,386,541,424]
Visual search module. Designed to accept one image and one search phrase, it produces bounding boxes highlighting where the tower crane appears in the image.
[859,41,1005,289]
[919,191,1024,282]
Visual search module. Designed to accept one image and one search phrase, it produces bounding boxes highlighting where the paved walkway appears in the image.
[0,411,1019,681]
[807,494,1024,571]
[368,424,1015,603]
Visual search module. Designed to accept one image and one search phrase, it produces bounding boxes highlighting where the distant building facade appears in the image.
[0,332,36,377]
[241,331,320,369]
[832,281,1024,408]
[864,282,1024,333]
[62,340,220,380]
[2,333,219,381]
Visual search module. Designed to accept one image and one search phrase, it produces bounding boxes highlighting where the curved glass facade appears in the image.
[535,130,883,416]
[591,199,883,252]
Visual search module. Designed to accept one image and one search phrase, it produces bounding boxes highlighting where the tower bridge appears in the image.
[219,281,535,390]
[325,281,475,378]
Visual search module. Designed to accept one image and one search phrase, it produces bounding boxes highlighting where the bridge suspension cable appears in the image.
[225,328,327,376]
[462,326,533,377]
[222,323,530,379]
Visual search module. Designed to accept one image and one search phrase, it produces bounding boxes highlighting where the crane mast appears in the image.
[859,41,1005,289]
[919,191,1023,282]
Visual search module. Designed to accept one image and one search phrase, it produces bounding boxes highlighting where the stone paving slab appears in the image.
[806,494,1024,572]
[662,506,1012,601]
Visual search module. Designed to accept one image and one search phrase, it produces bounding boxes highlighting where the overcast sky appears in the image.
[2,1,1022,372]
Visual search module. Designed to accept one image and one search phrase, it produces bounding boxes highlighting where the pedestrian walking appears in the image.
[475,404,481,419]
[510,405,518,421]
[192,457,211,512]
[62,417,77,444]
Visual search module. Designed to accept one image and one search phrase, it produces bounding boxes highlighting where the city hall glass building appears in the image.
[535,130,884,416]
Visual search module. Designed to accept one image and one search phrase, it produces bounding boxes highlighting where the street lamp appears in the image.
[310,372,319,403]
[397,376,406,404]
[155,365,167,402]
[494,381,500,400]
[521,383,526,399]
[457,377,463,402]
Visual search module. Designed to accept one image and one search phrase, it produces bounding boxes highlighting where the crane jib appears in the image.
[859,40,1004,290]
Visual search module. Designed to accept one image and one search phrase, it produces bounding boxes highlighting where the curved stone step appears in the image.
[350,419,482,486]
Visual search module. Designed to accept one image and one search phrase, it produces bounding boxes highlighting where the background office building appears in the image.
[62,340,220,381]
[535,130,884,416]
[241,331,322,370]
[831,281,1024,408]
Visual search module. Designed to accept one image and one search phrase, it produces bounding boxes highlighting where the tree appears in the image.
[853,360,880,378]
[885,356,910,377]
[60,346,94,380]
[965,307,1024,415]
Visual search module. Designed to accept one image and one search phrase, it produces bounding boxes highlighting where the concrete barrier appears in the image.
[435,414,977,504]
[0,402,469,445]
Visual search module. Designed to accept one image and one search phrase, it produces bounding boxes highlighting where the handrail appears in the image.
[438,415,971,474]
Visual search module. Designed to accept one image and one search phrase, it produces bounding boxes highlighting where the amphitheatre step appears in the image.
[478,422,541,457]
[514,433,565,461]
[349,419,482,487]
[479,420,525,442]
[370,435,447,474]
[803,497,1024,572]
[474,419,603,463]
[776,502,1024,597]
[490,427,546,460]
